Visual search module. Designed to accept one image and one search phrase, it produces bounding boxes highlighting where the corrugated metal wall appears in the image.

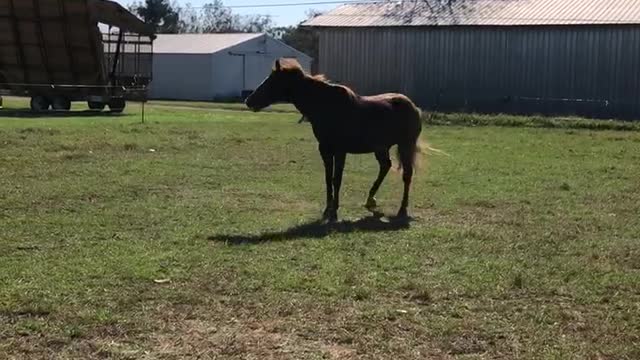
[318,26,640,119]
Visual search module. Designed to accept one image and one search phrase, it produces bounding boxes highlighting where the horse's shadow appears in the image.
[208,214,413,245]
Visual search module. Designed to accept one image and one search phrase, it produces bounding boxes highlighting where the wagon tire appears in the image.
[52,96,71,111]
[108,98,126,113]
[88,101,106,111]
[30,96,51,112]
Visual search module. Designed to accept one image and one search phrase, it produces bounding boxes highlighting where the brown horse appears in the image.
[245,58,424,221]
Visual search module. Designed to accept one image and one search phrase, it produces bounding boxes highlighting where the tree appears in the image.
[270,10,321,67]
[174,1,273,34]
[240,14,274,33]
[385,0,471,24]
[195,0,238,32]
[420,0,466,11]
[176,4,201,33]
[131,0,180,33]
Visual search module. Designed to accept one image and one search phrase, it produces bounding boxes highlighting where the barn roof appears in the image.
[303,0,640,27]
[152,33,264,54]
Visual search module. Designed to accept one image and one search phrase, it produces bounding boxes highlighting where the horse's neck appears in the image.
[292,78,344,119]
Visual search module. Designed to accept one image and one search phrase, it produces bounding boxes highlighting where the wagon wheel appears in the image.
[88,101,106,111]
[108,98,126,113]
[30,96,51,112]
[52,96,71,111]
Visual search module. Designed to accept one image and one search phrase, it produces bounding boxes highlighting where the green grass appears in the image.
[427,112,640,131]
[1,99,640,359]
[1,96,298,114]
[151,99,298,113]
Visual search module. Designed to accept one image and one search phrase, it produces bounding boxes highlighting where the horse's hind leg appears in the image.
[365,149,392,212]
[397,143,415,218]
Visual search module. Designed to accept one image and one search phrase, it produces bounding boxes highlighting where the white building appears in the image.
[149,33,312,101]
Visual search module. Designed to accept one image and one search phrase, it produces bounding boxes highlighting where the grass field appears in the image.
[1,97,639,359]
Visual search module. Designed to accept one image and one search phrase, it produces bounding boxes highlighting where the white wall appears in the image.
[150,35,312,101]
[149,54,212,100]
[211,35,313,100]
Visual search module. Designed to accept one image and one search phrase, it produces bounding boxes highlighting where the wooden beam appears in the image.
[33,0,54,85]
[8,0,29,84]
[58,0,79,84]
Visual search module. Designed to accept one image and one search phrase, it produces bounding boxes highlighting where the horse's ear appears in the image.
[275,59,281,71]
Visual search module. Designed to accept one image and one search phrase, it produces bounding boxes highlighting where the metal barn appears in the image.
[150,33,312,101]
[304,0,640,119]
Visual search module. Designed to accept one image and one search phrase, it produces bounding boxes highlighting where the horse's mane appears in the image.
[275,58,305,73]
[277,58,357,98]
[312,74,327,81]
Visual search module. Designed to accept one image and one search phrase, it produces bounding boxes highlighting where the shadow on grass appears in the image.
[209,215,413,245]
[0,109,125,119]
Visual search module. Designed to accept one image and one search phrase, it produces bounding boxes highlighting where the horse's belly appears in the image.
[343,143,376,154]
[336,134,392,154]
[313,120,399,153]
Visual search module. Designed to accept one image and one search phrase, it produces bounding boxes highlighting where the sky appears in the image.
[114,0,339,27]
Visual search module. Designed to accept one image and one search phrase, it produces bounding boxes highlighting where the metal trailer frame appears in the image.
[0,0,155,113]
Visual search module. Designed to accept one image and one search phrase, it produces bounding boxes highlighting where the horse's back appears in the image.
[327,92,421,153]
[310,87,422,153]
[360,93,420,117]
[361,92,412,104]
[356,93,421,132]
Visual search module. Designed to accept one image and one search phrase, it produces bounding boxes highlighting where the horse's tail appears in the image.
[394,100,449,172]
[394,137,421,172]
[395,135,450,172]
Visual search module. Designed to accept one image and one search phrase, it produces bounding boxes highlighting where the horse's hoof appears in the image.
[322,209,338,223]
[396,208,408,219]
[364,197,377,211]
[322,215,338,224]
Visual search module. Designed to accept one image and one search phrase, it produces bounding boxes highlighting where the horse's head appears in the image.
[245,58,305,111]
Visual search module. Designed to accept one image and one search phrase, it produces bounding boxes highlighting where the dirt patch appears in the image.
[145,307,359,360]
[60,152,91,161]
[413,199,528,230]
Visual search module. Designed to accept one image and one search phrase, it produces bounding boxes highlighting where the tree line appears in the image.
[130,0,318,59]
[130,0,465,64]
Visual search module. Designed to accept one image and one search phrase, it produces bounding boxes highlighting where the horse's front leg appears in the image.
[332,152,347,219]
[319,145,336,221]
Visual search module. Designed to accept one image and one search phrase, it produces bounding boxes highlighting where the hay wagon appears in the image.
[0,0,155,112]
